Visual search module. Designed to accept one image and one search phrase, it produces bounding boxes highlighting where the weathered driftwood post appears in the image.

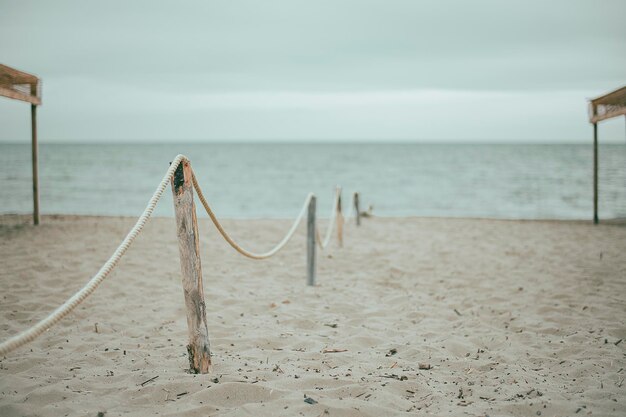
[354,192,361,226]
[307,195,317,286]
[171,160,211,374]
[336,186,344,247]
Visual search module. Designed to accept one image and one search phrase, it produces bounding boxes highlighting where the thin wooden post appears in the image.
[354,192,361,226]
[171,160,211,374]
[31,104,40,225]
[593,123,598,224]
[336,186,344,247]
[307,195,316,286]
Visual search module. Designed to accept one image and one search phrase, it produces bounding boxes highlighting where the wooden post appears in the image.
[171,160,212,374]
[336,187,344,247]
[307,195,316,286]
[354,192,361,226]
[593,123,598,224]
[31,104,40,225]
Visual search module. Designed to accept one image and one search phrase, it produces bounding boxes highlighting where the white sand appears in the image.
[1,214,625,416]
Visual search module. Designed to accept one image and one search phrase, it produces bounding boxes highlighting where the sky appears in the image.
[1,0,625,143]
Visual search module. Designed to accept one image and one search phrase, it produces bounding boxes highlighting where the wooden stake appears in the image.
[593,123,598,224]
[336,187,344,247]
[171,160,211,374]
[354,192,361,226]
[31,104,40,225]
[307,195,317,286]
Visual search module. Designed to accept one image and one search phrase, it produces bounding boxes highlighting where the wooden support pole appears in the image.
[31,104,40,225]
[593,123,598,225]
[354,192,361,226]
[171,160,212,374]
[336,186,344,248]
[307,195,317,286]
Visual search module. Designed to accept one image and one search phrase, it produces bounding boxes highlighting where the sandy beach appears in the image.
[1,214,625,416]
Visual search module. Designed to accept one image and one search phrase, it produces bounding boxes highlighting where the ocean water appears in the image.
[1,143,625,220]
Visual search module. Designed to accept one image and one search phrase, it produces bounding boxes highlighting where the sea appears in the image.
[1,143,625,220]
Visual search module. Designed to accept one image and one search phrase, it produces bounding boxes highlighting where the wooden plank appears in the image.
[31,104,40,225]
[0,86,41,105]
[590,85,626,105]
[171,160,212,373]
[590,107,626,124]
[593,123,598,224]
[307,195,317,286]
[0,64,39,84]
[588,85,626,123]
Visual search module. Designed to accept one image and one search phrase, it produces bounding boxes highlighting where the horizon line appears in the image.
[0,139,616,146]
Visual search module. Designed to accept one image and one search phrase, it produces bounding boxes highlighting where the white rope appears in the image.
[191,170,313,260]
[0,155,351,356]
[316,187,340,250]
[343,193,357,224]
[0,154,188,356]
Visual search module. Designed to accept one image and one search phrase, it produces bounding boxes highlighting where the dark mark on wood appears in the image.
[173,163,185,193]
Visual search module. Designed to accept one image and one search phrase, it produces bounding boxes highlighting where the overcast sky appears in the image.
[1,0,625,143]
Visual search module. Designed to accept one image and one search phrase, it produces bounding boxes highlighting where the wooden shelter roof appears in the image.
[588,85,626,123]
[0,64,42,105]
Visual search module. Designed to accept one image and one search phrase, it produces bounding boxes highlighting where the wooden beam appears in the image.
[593,123,598,225]
[590,107,626,124]
[589,85,626,123]
[0,64,39,84]
[0,86,41,105]
[31,104,40,225]
[590,85,626,105]
[171,161,212,373]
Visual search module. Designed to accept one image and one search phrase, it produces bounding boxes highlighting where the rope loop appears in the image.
[191,168,313,259]
[0,155,357,356]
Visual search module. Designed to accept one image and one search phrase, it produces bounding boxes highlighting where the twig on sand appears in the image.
[381,373,408,381]
[139,375,159,386]
[163,388,173,402]
[322,348,348,353]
